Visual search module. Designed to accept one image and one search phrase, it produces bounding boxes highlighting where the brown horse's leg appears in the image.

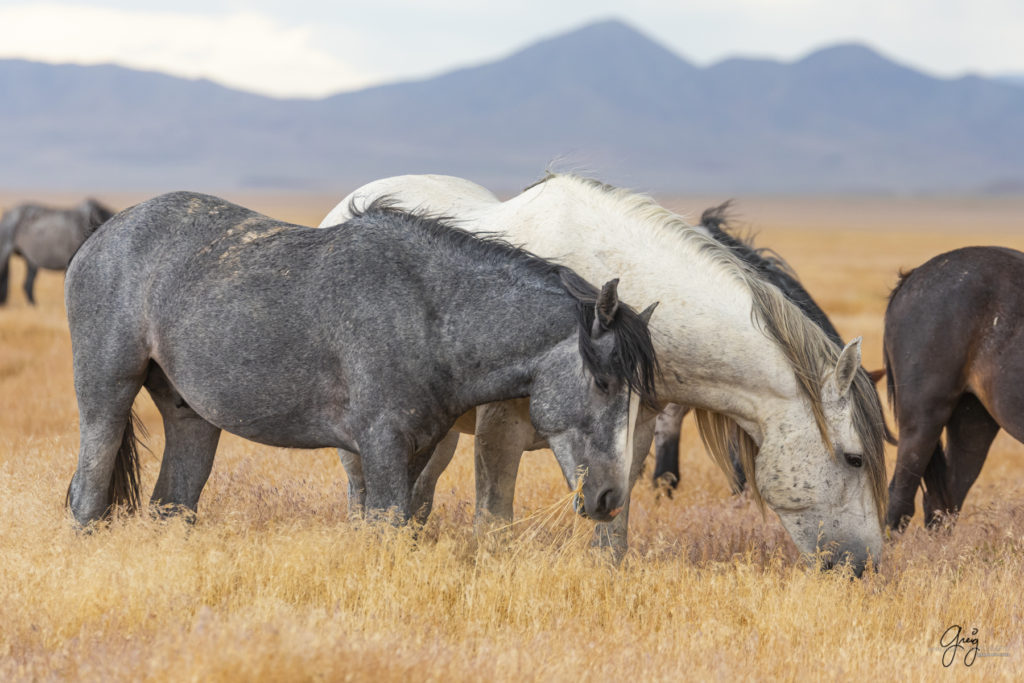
[921,393,999,528]
[886,400,954,532]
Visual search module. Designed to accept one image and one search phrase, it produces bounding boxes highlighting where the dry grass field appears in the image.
[2,191,1023,680]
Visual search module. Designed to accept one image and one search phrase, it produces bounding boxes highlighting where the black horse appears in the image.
[885,246,1024,530]
[0,198,114,304]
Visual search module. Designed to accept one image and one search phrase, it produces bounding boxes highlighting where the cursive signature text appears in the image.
[940,624,979,667]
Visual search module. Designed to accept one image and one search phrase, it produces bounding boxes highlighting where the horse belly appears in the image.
[152,343,354,451]
[16,227,78,269]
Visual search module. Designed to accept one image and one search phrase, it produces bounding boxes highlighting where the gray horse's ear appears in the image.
[593,278,620,334]
[834,336,862,396]
[638,301,659,325]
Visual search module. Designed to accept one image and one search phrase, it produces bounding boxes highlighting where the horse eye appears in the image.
[844,452,863,468]
[594,377,610,394]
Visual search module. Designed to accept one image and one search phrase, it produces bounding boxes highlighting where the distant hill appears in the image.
[2,19,1024,194]
[997,74,1024,87]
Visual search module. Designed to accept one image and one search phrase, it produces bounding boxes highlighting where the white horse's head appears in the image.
[747,337,887,575]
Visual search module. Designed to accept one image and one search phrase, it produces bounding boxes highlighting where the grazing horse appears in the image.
[0,198,114,304]
[65,192,659,527]
[885,246,1024,530]
[650,205,887,493]
[323,173,889,574]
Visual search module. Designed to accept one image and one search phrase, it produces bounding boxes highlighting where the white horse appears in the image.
[321,173,888,573]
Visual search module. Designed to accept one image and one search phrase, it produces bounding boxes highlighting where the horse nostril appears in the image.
[596,488,619,515]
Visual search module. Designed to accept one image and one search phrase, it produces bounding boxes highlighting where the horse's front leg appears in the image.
[473,399,535,533]
[592,406,658,561]
[359,425,420,523]
[652,403,688,490]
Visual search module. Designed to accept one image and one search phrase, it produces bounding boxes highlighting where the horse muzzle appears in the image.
[573,487,624,522]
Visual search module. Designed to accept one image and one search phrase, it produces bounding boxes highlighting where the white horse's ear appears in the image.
[638,301,659,325]
[834,336,862,396]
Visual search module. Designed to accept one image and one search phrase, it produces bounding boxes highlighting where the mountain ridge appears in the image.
[1,19,1022,194]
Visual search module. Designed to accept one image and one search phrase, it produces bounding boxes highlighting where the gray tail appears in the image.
[109,410,145,513]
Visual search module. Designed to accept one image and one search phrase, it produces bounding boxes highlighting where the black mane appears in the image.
[351,198,659,406]
[700,202,843,346]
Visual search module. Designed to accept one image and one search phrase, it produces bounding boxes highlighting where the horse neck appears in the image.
[478,180,810,439]
[449,294,579,412]
[405,251,579,412]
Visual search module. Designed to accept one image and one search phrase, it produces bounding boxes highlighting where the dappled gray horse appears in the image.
[0,198,113,304]
[65,193,659,526]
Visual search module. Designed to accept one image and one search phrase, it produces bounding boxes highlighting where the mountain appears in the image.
[997,74,1024,87]
[2,19,1024,194]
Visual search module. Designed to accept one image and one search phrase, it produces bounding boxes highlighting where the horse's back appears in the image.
[14,208,87,268]
[322,174,500,227]
[66,192,404,446]
[886,246,1024,409]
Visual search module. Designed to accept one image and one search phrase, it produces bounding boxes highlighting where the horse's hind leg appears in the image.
[886,396,955,531]
[68,360,149,525]
[652,404,686,490]
[146,365,221,517]
[22,261,38,305]
[922,393,999,528]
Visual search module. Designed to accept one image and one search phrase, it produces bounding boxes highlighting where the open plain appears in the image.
[2,192,1023,680]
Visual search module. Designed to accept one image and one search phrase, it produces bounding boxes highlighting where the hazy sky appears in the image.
[1,1,1021,98]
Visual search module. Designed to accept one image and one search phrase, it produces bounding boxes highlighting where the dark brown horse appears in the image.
[884,246,1024,530]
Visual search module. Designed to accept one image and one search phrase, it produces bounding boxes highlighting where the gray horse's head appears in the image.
[530,276,659,522]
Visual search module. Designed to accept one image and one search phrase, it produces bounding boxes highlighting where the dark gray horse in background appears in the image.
[65,192,659,527]
[652,203,884,492]
[0,198,114,304]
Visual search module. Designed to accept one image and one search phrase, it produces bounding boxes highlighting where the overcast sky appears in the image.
[1,1,1021,98]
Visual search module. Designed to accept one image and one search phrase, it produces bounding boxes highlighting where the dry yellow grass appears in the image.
[2,194,1023,680]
